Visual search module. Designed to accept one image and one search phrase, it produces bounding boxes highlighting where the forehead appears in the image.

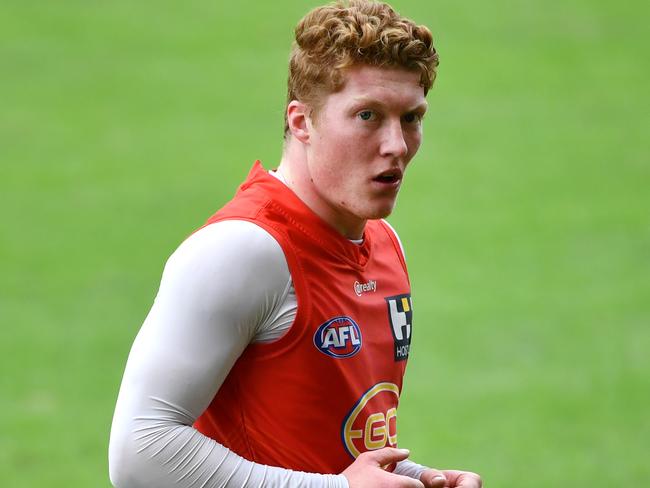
[328,64,425,108]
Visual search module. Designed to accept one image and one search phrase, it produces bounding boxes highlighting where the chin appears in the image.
[364,205,395,221]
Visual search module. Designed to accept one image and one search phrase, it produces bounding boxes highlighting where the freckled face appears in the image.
[303,64,427,238]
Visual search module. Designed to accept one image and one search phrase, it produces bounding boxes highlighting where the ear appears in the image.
[286,100,311,144]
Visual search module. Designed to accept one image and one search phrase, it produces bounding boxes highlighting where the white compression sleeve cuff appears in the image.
[109,220,348,488]
[395,459,428,481]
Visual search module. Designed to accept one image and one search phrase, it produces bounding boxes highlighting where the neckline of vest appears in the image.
[242,161,373,268]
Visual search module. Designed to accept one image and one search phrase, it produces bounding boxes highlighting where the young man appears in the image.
[109,1,482,487]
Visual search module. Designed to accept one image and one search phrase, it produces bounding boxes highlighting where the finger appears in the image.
[385,471,426,488]
[420,468,447,488]
[364,447,412,466]
[442,470,482,488]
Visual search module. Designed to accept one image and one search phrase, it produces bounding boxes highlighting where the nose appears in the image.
[379,119,408,159]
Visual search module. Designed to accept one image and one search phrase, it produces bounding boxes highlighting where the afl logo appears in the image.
[313,316,362,359]
[341,382,400,459]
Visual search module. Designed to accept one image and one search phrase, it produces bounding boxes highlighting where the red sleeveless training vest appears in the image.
[194,162,414,474]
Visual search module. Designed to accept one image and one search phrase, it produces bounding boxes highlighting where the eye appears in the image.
[358,110,375,121]
[403,112,422,124]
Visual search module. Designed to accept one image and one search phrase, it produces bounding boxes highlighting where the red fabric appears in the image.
[194,161,413,474]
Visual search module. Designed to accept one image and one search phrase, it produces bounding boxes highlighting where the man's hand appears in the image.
[420,468,483,488]
[342,447,425,488]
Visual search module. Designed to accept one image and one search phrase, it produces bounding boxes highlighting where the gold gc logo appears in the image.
[341,382,400,458]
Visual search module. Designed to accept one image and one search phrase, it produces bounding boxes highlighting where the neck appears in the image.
[278,138,366,240]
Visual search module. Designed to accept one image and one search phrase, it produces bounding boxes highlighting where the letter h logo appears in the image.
[385,294,412,361]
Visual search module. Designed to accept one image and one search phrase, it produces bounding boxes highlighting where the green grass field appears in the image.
[1,1,648,486]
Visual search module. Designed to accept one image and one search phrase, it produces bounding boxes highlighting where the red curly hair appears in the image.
[285,0,438,134]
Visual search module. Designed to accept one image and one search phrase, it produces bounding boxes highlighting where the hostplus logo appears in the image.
[385,294,413,361]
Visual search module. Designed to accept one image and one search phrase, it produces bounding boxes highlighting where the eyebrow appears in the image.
[350,96,428,114]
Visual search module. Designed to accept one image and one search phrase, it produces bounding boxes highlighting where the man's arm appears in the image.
[108,221,348,487]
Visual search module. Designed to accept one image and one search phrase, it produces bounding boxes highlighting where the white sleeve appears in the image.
[108,220,348,488]
[394,459,428,480]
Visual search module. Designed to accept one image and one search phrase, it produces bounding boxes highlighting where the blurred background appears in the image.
[1,0,648,486]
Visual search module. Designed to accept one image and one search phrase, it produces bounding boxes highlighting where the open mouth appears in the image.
[373,169,402,185]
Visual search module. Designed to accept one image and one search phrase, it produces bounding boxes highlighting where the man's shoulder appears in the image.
[375,219,406,261]
[167,220,288,279]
